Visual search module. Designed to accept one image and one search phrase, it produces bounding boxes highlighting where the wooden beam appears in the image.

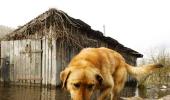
[20,50,43,54]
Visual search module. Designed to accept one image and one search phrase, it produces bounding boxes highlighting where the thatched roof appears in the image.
[2,8,143,57]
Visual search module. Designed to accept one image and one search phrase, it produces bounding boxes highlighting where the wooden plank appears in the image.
[20,50,42,54]
[34,40,37,83]
[38,39,42,84]
[9,41,14,82]
[14,40,23,84]
[14,40,19,82]
[56,41,63,85]
[51,39,56,86]
[6,41,10,82]
[42,37,47,86]
[12,41,15,82]
[17,40,22,84]
[13,40,16,82]
[45,38,49,86]
[20,40,24,84]
[42,38,45,85]
[6,41,10,57]
[35,39,42,83]
[31,40,38,84]
[22,40,27,83]
[28,39,32,85]
[48,26,53,86]
[0,42,3,81]
[30,40,36,84]
[25,39,31,84]
[48,39,52,86]
[17,78,42,80]
[0,41,5,81]
[17,40,21,84]
[2,41,7,82]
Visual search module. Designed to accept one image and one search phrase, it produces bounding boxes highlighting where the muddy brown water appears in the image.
[0,85,169,100]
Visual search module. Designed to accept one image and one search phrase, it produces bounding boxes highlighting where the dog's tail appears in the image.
[126,63,163,81]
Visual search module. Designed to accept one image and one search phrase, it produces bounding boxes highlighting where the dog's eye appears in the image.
[87,84,94,90]
[73,83,80,88]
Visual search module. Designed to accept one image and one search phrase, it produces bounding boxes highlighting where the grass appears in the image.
[138,48,170,87]
[140,65,170,86]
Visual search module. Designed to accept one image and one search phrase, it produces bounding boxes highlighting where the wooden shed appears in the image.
[0,8,143,87]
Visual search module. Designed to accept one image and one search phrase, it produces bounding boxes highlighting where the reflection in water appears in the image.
[0,85,136,100]
[0,85,169,100]
[0,86,70,100]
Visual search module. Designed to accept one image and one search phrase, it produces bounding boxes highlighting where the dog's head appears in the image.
[60,67,103,100]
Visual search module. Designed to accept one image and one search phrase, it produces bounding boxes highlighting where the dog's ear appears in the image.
[60,68,71,89]
[95,73,103,86]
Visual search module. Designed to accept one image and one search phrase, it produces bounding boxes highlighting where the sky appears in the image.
[0,0,170,58]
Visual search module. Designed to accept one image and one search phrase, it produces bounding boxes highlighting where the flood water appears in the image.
[0,85,169,100]
[0,85,70,100]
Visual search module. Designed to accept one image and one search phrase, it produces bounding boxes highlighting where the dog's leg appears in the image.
[98,74,114,100]
[112,67,127,100]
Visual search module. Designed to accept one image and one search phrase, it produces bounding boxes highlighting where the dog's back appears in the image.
[69,47,125,71]
[72,47,163,79]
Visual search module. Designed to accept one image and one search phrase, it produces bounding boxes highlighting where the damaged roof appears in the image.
[2,8,143,57]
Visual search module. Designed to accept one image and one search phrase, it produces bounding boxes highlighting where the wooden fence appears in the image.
[0,39,42,85]
[0,38,78,87]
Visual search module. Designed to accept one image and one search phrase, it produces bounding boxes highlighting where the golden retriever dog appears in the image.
[60,47,163,100]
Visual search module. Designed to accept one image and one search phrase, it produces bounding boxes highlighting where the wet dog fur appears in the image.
[60,47,163,100]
